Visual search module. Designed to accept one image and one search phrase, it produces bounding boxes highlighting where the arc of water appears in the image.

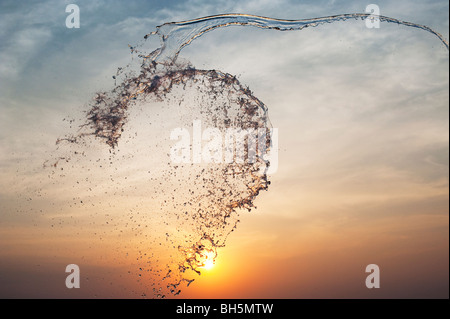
[144,13,448,63]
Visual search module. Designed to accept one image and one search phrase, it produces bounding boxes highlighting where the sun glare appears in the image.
[202,259,215,270]
[199,250,216,270]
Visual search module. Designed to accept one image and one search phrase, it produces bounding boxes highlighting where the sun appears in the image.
[202,259,215,270]
[199,249,216,270]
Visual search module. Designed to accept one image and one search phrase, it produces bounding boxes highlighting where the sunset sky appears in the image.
[0,0,448,298]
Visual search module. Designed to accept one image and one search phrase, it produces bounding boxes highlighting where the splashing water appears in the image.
[50,13,448,298]
[146,13,448,64]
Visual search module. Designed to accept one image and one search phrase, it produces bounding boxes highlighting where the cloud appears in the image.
[0,27,52,79]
